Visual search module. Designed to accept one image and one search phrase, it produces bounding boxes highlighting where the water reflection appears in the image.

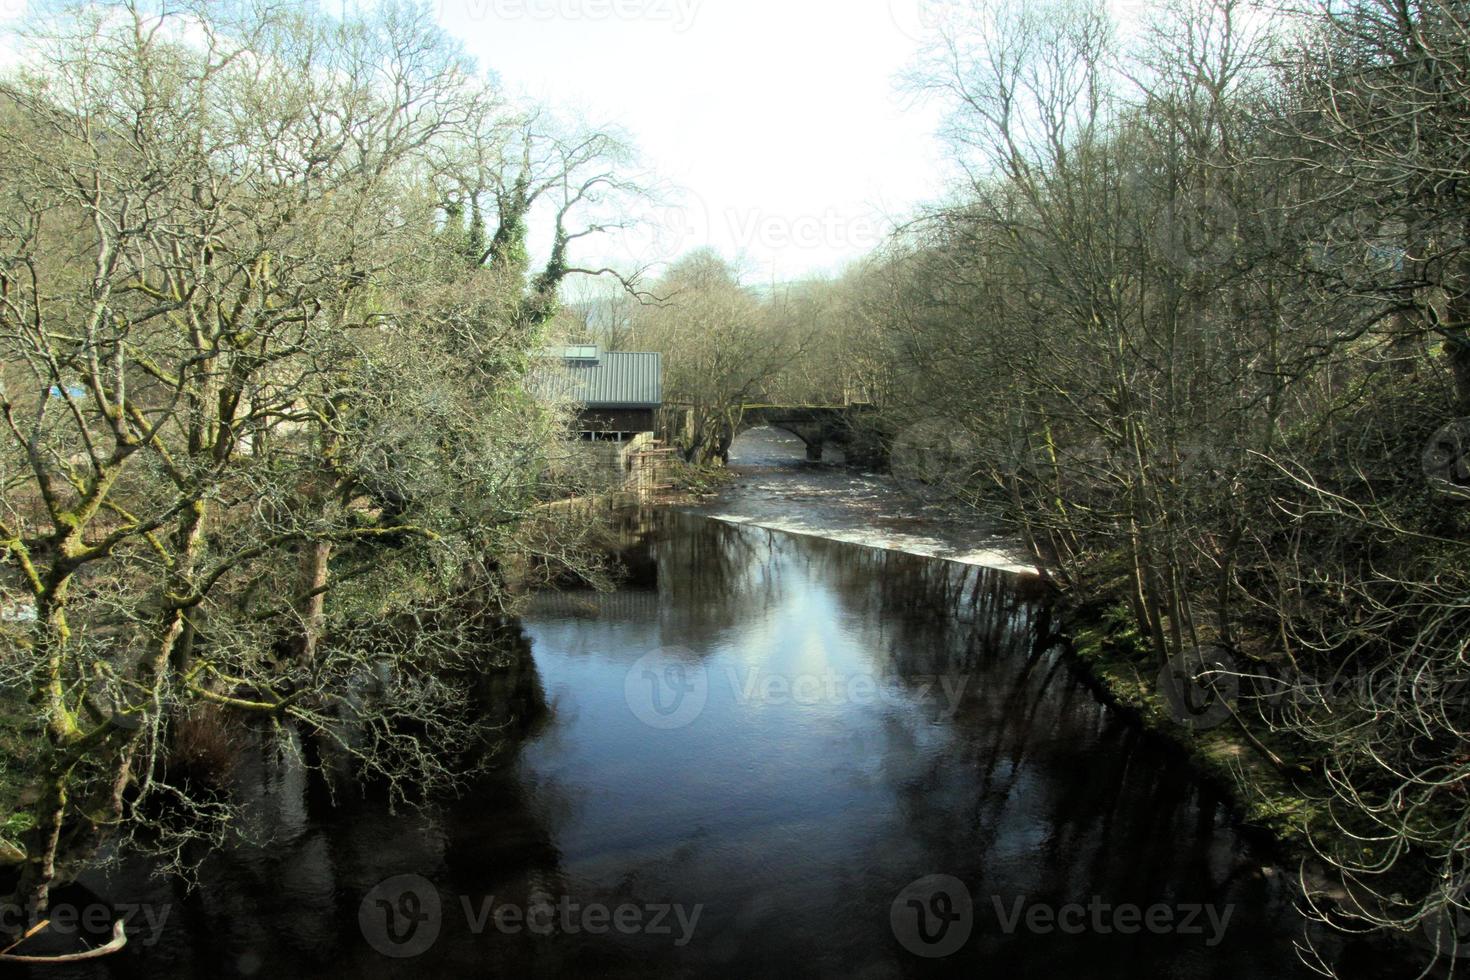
[19,512,1386,979]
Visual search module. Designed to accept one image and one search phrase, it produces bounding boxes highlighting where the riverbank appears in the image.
[1053,598,1444,974]
[697,430,1313,839]
[708,431,1334,846]
[1061,601,1324,851]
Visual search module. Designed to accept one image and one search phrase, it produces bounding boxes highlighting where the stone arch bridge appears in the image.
[736,404,876,462]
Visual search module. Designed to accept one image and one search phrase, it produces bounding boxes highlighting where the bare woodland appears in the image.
[0,0,633,926]
[851,0,1469,972]
[0,0,1468,974]
[576,0,1470,971]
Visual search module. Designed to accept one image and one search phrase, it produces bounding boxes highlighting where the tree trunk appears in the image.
[293,540,331,664]
[15,773,66,927]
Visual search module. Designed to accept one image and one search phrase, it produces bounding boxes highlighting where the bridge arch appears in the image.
[734,404,875,462]
[730,421,825,461]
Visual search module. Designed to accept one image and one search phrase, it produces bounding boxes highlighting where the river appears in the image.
[11,429,1397,979]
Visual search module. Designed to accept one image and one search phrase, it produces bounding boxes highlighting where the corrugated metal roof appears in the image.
[534,349,663,409]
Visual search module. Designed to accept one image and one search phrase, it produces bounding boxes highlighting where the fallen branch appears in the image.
[0,918,127,962]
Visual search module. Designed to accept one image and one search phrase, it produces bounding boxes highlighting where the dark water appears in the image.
[9,510,1389,979]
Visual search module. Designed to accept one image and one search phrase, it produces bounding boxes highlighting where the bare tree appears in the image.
[439,108,656,328]
[0,0,606,927]
[634,250,799,463]
[873,0,1470,972]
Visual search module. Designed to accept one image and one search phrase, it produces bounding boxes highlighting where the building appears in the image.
[538,345,672,493]
[549,345,663,441]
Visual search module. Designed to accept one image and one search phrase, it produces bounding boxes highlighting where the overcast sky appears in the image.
[434,0,950,284]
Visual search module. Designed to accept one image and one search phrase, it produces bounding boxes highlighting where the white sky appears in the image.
[434,0,950,284]
[0,0,1152,287]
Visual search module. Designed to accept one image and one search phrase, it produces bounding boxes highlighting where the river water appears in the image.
[13,430,1396,979]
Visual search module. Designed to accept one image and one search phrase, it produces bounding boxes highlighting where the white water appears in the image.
[690,427,1041,576]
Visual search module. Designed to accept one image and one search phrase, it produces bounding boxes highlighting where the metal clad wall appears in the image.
[531,349,663,409]
[571,351,663,408]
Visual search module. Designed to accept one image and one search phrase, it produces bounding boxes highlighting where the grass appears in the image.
[1064,602,1330,857]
